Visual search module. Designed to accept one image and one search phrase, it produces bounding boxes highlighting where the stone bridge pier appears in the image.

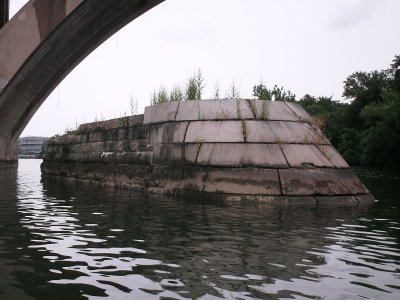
[0,137,17,162]
[0,0,164,163]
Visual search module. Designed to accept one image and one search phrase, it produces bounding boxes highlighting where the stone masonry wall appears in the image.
[41,99,374,206]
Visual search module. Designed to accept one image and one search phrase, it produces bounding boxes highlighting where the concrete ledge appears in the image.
[279,168,369,196]
[281,144,333,168]
[204,168,281,195]
[197,143,288,168]
[185,121,244,143]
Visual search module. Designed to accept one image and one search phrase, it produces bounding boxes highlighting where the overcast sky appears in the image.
[10,0,400,137]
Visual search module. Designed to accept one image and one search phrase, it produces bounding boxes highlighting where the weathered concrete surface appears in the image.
[279,168,369,196]
[144,101,179,124]
[175,99,254,121]
[204,168,281,195]
[245,120,327,144]
[152,144,199,164]
[42,99,374,206]
[317,145,349,168]
[185,121,245,143]
[281,144,333,168]
[0,136,17,161]
[149,122,188,145]
[284,102,314,122]
[197,143,288,168]
[247,100,299,121]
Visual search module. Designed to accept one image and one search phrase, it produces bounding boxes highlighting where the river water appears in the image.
[0,160,399,300]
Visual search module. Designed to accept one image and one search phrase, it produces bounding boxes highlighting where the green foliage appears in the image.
[185,69,204,100]
[252,82,295,101]
[297,54,400,168]
[213,81,220,99]
[169,85,184,102]
[252,82,271,100]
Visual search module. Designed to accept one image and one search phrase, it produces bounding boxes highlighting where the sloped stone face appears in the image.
[281,144,333,168]
[197,143,288,168]
[176,99,254,120]
[204,168,281,195]
[185,121,245,143]
[42,99,374,206]
[279,168,369,196]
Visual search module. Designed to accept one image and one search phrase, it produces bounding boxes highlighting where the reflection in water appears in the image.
[0,160,399,299]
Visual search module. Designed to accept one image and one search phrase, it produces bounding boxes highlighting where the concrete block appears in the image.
[246,100,299,121]
[204,168,281,195]
[245,120,325,144]
[144,101,180,124]
[185,121,244,143]
[152,144,199,164]
[279,168,370,196]
[175,99,253,121]
[316,195,359,207]
[149,122,189,145]
[197,143,288,168]
[281,144,333,168]
[284,102,313,122]
[317,145,349,168]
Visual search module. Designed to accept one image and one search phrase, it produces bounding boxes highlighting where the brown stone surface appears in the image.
[143,101,179,124]
[245,120,325,144]
[281,144,333,168]
[185,121,244,143]
[204,168,281,195]
[279,168,369,196]
[149,122,188,145]
[317,145,349,168]
[197,143,288,168]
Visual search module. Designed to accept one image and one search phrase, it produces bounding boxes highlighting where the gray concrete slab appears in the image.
[245,120,324,144]
[185,121,245,143]
[143,101,180,124]
[197,143,288,168]
[204,168,281,195]
[317,145,349,168]
[279,168,370,196]
[281,144,333,168]
[149,122,188,145]
[176,99,254,121]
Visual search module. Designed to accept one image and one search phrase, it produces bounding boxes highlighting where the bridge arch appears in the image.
[0,0,164,161]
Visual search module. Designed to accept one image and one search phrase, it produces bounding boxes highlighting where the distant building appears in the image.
[18,136,49,158]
